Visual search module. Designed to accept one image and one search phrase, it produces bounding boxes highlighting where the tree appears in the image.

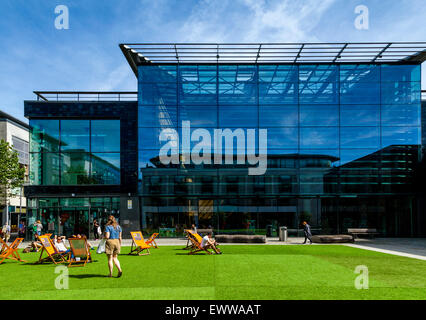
[0,139,25,211]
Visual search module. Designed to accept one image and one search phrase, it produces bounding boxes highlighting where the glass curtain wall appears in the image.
[29,119,121,185]
[138,63,421,236]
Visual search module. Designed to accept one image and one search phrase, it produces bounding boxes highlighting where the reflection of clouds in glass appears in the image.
[341,127,379,148]
[340,149,376,165]
[381,127,420,147]
[300,128,338,148]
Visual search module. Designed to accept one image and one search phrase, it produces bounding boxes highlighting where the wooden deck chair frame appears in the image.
[145,232,159,248]
[0,237,7,255]
[184,229,203,250]
[129,231,151,256]
[68,238,90,267]
[187,233,211,255]
[36,235,68,264]
[0,238,26,264]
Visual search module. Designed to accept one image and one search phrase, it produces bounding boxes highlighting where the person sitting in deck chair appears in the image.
[201,233,222,255]
[54,236,70,254]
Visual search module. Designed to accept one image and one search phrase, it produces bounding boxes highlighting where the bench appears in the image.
[312,235,354,243]
[347,228,379,239]
[215,234,266,243]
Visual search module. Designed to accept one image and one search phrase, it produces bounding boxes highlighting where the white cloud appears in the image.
[178,0,336,42]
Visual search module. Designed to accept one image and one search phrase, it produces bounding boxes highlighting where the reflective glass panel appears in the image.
[340,127,380,149]
[29,119,59,152]
[91,120,120,152]
[60,152,91,185]
[300,105,338,126]
[91,153,120,184]
[340,105,379,126]
[60,120,90,152]
[300,127,339,149]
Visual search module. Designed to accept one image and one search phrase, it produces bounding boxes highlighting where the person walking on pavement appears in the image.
[302,221,313,244]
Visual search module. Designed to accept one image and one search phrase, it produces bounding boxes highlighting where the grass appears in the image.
[1,245,426,300]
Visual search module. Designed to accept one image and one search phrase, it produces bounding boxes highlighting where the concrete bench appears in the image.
[347,228,379,239]
[215,234,266,243]
[312,234,354,243]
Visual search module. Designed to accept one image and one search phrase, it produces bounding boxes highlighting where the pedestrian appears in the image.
[93,219,100,240]
[18,220,26,238]
[1,223,11,242]
[104,215,123,278]
[302,221,313,244]
[191,223,197,235]
[35,220,43,236]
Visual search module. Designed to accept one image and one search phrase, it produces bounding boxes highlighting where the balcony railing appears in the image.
[33,91,137,102]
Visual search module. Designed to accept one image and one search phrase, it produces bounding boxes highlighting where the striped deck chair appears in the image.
[145,232,159,248]
[0,237,7,255]
[0,238,26,264]
[68,238,90,267]
[129,231,151,256]
[36,235,68,264]
[187,233,212,255]
[184,229,203,250]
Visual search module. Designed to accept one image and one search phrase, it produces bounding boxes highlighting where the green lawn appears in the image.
[1,245,426,300]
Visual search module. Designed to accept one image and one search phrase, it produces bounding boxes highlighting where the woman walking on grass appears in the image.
[104,215,123,278]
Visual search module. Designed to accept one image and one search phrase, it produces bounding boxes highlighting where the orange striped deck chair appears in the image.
[145,232,159,248]
[0,238,26,264]
[129,231,150,256]
[68,238,90,267]
[36,235,67,264]
[184,229,203,250]
[187,233,211,255]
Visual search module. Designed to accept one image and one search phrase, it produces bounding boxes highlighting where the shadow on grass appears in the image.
[69,274,110,279]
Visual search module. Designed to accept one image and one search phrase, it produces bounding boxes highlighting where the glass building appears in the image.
[24,42,426,238]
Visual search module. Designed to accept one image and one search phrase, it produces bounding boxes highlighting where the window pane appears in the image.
[381,81,420,104]
[265,128,298,149]
[139,65,177,83]
[340,65,380,82]
[300,105,338,126]
[219,106,257,127]
[91,153,120,184]
[180,105,217,127]
[258,65,298,82]
[29,153,60,185]
[340,82,380,104]
[340,105,379,126]
[61,152,90,185]
[381,104,421,126]
[382,127,420,147]
[139,105,177,128]
[259,105,298,127]
[60,120,90,152]
[299,82,338,104]
[299,65,338,82]
[29,119,59,152]
[300,127,338,149]
[259,82,298,104]
[381,64,421,82]
[139,82,177,105]
[340,149,379,166]
[91,120,120,152]
[341,127,380,149]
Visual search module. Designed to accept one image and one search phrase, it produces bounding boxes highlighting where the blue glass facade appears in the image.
[138,63,422,236]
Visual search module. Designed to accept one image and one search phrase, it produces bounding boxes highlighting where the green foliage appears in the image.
[0,139,25,208]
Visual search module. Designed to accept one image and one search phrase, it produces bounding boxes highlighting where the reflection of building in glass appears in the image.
[24,42,426,238]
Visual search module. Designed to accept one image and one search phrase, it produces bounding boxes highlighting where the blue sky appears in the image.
[0,0,425,121]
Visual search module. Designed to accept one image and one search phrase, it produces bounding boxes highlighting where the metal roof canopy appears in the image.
[120,42,426,75]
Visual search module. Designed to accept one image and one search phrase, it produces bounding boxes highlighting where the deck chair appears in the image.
[145,232,159,248]
[36,235,68,264]
[68,238,90,267]
[129,231,151,256]
[0,237,7,255]
[187,233,211,255]
[184,229,203,250]
[0,238,26,264]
